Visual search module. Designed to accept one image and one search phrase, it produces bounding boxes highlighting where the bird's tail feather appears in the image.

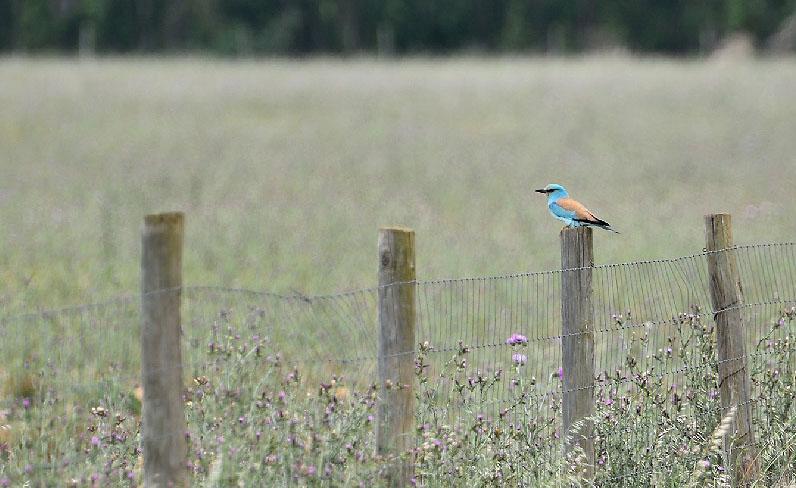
[592,222,620,234]
[573,218,620,234]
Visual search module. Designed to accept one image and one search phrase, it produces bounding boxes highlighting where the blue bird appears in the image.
[535,183,619,233]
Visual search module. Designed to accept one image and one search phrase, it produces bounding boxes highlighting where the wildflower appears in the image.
[505,333,528,346]
[512,353,527,365]
[0,478,9,487]
[555,367,564,379]
[90,435,100,447]
[22,398,31,409]
[367,415,374,423]
[306,465,316,477]
[278,391,286,402]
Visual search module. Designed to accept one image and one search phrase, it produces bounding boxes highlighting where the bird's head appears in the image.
[535,183,568,197]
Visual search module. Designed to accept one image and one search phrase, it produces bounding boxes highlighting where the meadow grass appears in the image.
[2,295,795,486]
[2,56,796,485]
[1,56,795,312]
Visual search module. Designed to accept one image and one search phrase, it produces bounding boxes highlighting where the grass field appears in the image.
[2,56,796,485]
[2,56,796,313]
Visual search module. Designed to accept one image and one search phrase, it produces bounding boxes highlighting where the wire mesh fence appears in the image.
[1,242,795,485]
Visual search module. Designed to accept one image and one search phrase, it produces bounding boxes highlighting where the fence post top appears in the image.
[379,226,414,234]
[705,213,731,220]
[144,212,184,226]
[559,226,593,236]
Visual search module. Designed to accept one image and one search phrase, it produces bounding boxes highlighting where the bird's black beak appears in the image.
[535,189,548,194]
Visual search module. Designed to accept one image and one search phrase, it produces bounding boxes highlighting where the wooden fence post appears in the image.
[705,213,758,483]
[560,226,595,478]
[141,212,188,487]
[377,227,416,486]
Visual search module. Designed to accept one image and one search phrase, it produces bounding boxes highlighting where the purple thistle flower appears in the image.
[0,478,8,487]
[367,415,374,423]
[505,333,528,346]
[90,435,101,447]
[306,465,316,477]
[22,398,31,409]
[512,353,527,365]
[557,367,564,379]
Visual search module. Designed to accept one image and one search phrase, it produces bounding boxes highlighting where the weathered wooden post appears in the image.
[377,227,416,486]
[561,227,595,478]
[141,212,188,487]
[705,214,758,483]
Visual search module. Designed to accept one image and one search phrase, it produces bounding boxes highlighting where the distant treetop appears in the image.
[0,0,794,55]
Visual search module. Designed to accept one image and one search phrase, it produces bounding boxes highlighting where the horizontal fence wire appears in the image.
[0,243,795,485]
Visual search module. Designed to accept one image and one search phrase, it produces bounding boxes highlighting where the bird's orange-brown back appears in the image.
[556,198,597,221]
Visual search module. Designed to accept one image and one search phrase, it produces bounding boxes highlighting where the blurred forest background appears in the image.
[1,0,796,55]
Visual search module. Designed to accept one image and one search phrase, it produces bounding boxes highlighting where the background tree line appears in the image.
[0,0,794,55]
